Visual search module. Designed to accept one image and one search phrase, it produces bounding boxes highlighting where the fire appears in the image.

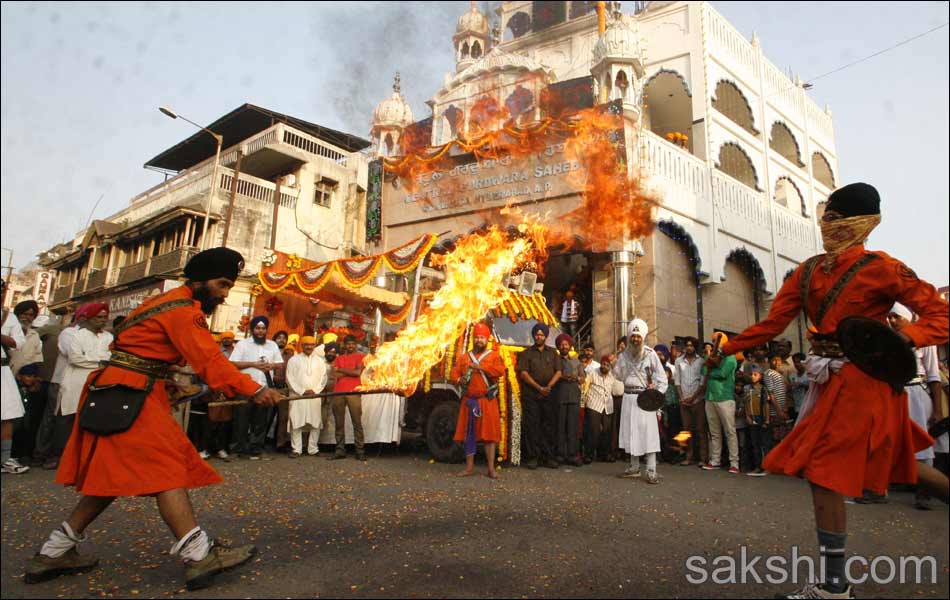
[673,430,692,446]
[363,228,534,391]
[366,99,658,392]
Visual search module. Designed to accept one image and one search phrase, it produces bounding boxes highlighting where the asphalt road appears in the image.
[2,443,948,599]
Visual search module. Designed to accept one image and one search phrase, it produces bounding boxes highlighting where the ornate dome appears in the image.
[456,2,489,36]
[372,73,413,130]
[592,12,640,65]
[441,46,555,94]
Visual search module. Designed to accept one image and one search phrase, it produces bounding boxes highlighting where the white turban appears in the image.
[627,318,648,339]
[888,302,913,322]
[31,315,50,328]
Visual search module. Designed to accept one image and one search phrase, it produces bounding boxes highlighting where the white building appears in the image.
[42,104,371,332]
[371,1,834,352]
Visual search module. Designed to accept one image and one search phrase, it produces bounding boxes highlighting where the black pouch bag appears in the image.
[78,370,154,435]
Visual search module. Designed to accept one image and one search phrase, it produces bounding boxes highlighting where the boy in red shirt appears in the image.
[329,335,366,461]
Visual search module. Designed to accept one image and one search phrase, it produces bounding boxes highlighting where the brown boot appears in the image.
[184,543,257,591]
[25,548,99,584]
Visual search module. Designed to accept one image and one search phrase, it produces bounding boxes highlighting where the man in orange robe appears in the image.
[25,248,282,591]
[719,183,949,599]
[452,322,506,479]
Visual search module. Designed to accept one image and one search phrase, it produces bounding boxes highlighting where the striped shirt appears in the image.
[763,368,787,419]
[584,366,617,415]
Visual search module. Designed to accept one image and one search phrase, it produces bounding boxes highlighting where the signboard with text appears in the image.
[32,270,55,314]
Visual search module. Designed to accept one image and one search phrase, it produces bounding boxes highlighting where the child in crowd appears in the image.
[734,379,749,472]
[743,366,770,477]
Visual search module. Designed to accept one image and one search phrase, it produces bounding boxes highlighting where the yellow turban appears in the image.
[300,335,317,345]
[288,333,300,345]
[322,333,338,344]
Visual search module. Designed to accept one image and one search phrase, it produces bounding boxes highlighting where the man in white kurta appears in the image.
[888,303,944,509]
[59,305,113,420]
[2,307,28,474]
[285,336,327,457]
[612,318,668,484]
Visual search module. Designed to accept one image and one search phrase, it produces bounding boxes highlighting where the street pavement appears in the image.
[2,443,948,599]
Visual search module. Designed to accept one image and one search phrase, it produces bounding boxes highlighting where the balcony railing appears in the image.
[51,284,73,305]
[148,247,197,277]
[85,268,108,291]
[117,261,149,286]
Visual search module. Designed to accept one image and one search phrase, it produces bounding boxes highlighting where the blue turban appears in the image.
[324,342,340,354]
[654,344,670,357]
[531,323,549,338]
[250,315,269,330]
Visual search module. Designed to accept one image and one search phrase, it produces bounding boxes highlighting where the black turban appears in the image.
[825,183,880,218]
[250,315,269,330]
[14,300,39,316]
[324,342,340,354]
[17,363,40,376]
[184,247,245,282]
[531,323,550,338]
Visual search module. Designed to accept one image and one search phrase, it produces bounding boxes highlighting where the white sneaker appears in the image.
[620,466,641,478]
[779,583,854,599]
[1,458,30,474]
[199,450,210,460]
[216,450,229,460]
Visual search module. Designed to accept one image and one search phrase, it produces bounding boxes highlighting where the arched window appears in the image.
[461,41,470,59]
[443,105,463,141]
[774,176,805,214]
[382,133,394,157]
[712,80,758,135]
[471,40,482,59]
[615,70,629,102]
[812,152,835,189]
[717,142,759,190]
[769,122,803,167]
[643,69,693,152]
[570,1,597,18]
[505,86,534,124]
[505,11,531,40]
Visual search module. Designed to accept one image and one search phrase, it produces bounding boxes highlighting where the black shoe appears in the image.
[327,453,347,461]
[543,459,559,469]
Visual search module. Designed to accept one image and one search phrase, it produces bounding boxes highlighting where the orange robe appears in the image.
[452,348,506,444]
[57,285,261,497]
[722,246,949,497]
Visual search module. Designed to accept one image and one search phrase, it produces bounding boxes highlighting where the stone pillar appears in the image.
[612,249,635,344]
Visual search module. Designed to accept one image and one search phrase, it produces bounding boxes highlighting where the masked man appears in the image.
[612,319,668,484]
[719,183,949,599]
[26,248,282,591]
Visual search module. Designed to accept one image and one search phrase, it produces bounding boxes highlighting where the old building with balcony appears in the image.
[373,1,834,352]
[42,104,371,331]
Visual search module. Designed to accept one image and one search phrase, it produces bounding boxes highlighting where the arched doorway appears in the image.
[701,248,765,342]
[655,221,703,342]
[643,69,693,152]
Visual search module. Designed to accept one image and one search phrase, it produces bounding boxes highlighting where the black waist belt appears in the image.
[107,349,173,378]
[810,336,845,359]
[624,386,645,394]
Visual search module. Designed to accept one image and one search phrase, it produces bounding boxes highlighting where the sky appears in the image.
[1,1,948,285]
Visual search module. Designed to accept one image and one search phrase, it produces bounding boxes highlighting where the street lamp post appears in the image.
[159,107,223,251]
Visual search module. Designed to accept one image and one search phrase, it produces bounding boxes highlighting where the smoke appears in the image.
[318,1,499,136]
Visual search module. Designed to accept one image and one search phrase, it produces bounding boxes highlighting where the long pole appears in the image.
[200,135,223,250]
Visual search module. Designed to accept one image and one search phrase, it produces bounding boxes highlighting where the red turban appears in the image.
[75,303,109,320]
[472,323,491,338]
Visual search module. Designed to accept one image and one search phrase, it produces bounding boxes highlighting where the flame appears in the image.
[673,430,692,446]
[366,101,658,392]
[363,228,534,391]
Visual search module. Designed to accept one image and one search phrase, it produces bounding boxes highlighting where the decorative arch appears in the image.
[812,152,835,189]
[471,40,482,59]
[461,41,470,59]
[769,122,803,167]
[712,80,758,136]
[469,95,504,135]
[615,70,629,101]
[774,176,805,214]
[716,142,759,190]
[382,133,395,157]
[643,69,693,149]
[725,247,767,292]
[505,11,531,41]
[658,219,703,275]
[442,105,463,141]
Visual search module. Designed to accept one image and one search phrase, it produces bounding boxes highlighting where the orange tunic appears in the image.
[57,285,261,497]
[722,246,949,497]
[452,348,506,444]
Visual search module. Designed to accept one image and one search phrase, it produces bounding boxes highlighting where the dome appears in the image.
[372,74,413,130]
[440,46,555,94]
[456,3,489,36]
[592,13,640,65]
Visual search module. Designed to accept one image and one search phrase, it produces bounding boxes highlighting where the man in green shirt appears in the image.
[701,350,740,474]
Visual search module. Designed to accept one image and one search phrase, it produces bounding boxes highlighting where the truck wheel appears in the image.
[426,401,463,463]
